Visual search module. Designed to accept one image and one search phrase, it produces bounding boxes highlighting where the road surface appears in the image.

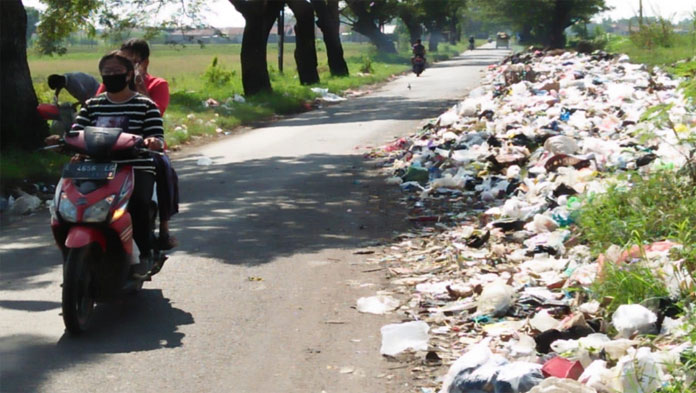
[0,46,509,393]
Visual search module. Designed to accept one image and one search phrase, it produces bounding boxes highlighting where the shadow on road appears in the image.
[429,52,510,68]
[267,96,459,129]
[0,289,192,392]
[172,153,406,266]
[0,300,60,312]
[0,239,58,293]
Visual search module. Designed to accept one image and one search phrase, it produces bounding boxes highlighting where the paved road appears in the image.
[0,47,509,393]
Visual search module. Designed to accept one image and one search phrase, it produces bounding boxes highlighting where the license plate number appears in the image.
[62,162,117,179]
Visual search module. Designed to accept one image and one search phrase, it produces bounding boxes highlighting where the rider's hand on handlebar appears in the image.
[144,137,164,152]
[70,154,86,163]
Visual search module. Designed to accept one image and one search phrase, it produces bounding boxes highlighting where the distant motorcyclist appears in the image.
[411,39,426,77]
[412,39,426,58]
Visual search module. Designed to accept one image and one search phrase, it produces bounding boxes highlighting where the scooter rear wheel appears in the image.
[62,247,95,334]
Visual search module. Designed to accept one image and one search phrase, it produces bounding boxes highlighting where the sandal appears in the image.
[158,233,179,250]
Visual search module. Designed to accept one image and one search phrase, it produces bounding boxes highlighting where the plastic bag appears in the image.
[380,321,429,356]
[476,281,515,317]
[527,377,595,393]
[611,304,657,338]
[356,295,399,314]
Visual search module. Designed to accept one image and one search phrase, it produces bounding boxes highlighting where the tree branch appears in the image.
[228,0,250,16]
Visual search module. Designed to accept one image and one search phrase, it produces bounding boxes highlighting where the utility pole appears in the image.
[278,6,284,74]
[639,0,643,27]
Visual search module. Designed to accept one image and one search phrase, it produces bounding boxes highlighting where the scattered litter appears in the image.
[380,321,429,356]
[311,87,346,103]
[356,47,696,392]
[196,156,213,166]
[611,304,657,338]
[8,192,41,215]
[356,295,400,314]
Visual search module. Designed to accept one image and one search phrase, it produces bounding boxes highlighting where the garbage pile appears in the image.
[362,50,696,392]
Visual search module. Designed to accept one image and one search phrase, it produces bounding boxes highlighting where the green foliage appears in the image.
[591,260,670,315]
[657,307,696,392]
[35,0,208,55]
[36,0,101,55]
[203,56,236,86]
[670,60,696,100]
[606,34,696,68]
[477,0,608,47]
[25,6,40,43]
[0,150,69,185]
[359,55,374,74]
[577,171,696,255]
[630,17,676,49]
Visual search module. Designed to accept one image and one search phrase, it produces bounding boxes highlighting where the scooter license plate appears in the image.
[62,162,117,180]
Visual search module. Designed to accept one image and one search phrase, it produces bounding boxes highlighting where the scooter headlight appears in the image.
[83,194,116,223]
[57,192,77,222]
[50,183,62,221]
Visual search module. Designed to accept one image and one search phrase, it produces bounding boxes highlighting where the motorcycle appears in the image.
[45,126,166,334]
[412,55,426,77]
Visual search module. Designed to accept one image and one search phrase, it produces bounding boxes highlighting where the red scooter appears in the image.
[412,55,426,77]
[46,126,166,334]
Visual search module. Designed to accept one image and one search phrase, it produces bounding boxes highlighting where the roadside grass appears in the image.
[606,33,696,67]
[590,260,671,315]
[577,170,696,310]
[577,171,696,255]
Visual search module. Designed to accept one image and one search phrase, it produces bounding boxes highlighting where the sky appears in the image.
[594,0,696,22]
[22,0,696,28]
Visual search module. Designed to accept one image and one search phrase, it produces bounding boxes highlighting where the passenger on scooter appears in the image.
[95,38,179,251]
[71,51,164,271]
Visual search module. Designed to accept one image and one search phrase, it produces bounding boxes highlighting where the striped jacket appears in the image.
[71,92,164,140]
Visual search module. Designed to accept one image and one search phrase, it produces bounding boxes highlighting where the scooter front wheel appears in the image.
[62,247,95,334]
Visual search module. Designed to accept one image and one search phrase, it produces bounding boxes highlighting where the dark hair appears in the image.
[416,39,422,44]
[98,51,136,90]
[120,38,150,61]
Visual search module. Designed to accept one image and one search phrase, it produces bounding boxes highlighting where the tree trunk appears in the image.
[449,15,459,44]
[519,24,533,44]
[1,0,48,151]
[345,1,396,53]
[312,0,348,76]
[351,20,396,53]
[229,0,284,96]
[286,0,319,84]
[399,12,423,44]
[548,0,572,49]
[428,28,442,52]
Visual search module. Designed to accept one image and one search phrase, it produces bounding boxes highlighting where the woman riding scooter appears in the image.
[69,51,165,274]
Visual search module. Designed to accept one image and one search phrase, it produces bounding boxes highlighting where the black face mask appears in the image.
[102,73,129,93]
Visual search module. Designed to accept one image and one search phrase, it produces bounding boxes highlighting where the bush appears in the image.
[630,18,676,49]
[359,55,374,74]
[203,56,236,86]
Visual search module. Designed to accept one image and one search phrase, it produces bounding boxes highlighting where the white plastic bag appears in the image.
[612,304,657,338]
[380,321,429,356]
[356,295,399,314]
[476,281,515,317]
